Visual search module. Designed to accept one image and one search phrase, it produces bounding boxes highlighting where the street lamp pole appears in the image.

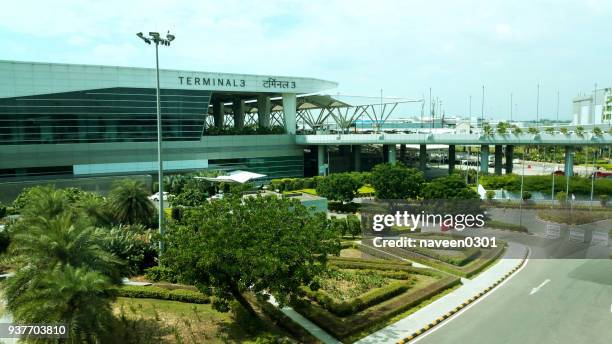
[136,31,175,253]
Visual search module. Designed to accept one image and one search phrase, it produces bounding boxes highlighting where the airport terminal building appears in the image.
[0,60,338,198]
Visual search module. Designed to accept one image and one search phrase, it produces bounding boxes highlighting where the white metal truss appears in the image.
[297,108,331,130]
[326,106,368,133]
[270,111,284,127]
[362,102,400,132]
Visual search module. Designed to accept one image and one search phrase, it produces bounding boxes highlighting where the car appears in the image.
[552,170,565,176]
[207,193,224,201]
[148,192,170,201]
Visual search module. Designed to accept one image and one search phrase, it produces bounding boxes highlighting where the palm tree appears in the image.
[560,127,569,135]
[3,204,124,343]
[575,126,585,137]
[482,123,494,136]
[107,179,156,226]
[545,127,555,135]
[5,265,116,344]
[512,125,523,135]
[527,127,540,135]
[76,192,112,227]
[593,127,603,136]
[496,122,509,135]
[19,185,70,220]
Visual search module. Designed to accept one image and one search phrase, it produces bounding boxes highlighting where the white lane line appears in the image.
[411,247,531,344]
[529,279,551,295]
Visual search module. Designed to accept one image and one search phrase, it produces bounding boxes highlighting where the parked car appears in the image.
[148,192,170,201]
[592,171,612,178]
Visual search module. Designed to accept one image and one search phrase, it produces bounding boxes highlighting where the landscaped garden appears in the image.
[291,248,461,343]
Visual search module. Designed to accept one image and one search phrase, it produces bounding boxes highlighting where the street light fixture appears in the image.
[136,31,175,253]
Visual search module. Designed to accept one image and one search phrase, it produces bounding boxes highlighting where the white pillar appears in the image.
[282,93,297,134]
[257,95,271,128]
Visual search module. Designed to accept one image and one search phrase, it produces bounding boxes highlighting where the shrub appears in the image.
[328,202,360,213]
[144,265,182,283]
[346,214,362,238]
[102,227,157,276]
[330,216,348,237]
[485,220,528,232]
[522,191,532,200]
[116,285,210,304]
[0,202,6,219]
[305,280,412,316]
[599,195,609,207]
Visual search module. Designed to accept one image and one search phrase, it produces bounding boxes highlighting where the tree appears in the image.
[545,127,555,135]
[3,189,124,342]
[420,175,480,200]
[599,194,609,207]
[512,125,523,135]
[575,126,585,137]
[316,173,363,203]
[593,127,603,137]
[76,192,113,227]
[107,179,156,226]
[496,122,509,135]
[171,178,215,207]
[482,123,494,136]
[560,127,569,135]
[527,127,540,135]
[162,195,340,316]
[486,190,495,203]
[370,163,424,200]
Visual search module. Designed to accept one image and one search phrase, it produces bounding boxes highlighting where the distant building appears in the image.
[572,87,612,125]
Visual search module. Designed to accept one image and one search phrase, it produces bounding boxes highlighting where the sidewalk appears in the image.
[356,242,528,344]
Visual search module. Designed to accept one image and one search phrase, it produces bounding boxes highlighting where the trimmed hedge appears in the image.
[304,279,413,317]
[256,298,323,344]
[485,220,528,232]
[328,202,361,213]
[116,285,210,304]
[292,275,460,340]
[410,246,481,266]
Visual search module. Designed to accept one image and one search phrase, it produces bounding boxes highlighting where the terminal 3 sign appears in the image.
[177,76,297,89]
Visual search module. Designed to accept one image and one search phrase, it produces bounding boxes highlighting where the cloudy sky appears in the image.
[1,0,611,121]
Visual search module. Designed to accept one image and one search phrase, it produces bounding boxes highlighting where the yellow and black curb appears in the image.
[396,251,529,344]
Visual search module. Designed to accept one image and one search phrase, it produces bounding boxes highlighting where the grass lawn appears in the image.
[340,248,376,260]
[113,297,287,344]
[317,268,395,301]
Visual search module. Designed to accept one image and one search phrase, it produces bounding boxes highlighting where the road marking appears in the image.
[529,279,551,295]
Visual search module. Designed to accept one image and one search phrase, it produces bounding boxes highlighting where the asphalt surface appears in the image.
[417,258,612,344]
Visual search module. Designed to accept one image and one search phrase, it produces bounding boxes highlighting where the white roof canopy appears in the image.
[196,170,267,184]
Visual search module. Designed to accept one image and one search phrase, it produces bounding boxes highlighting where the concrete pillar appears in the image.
[399,144,406,161]
[232,96,245,129]
[257,95,271,128]
[448,145,456,174]
[505,145,514,174]
[419,144,427,171]
[282,93,297,134]
[387,145,397,165]
[213,100,225,128]
[494,145,503,175]
[382,145,389,163]
[564,146,574,177]
[480,145,490,174]
[352,145,362,172]
[317,145,327,176]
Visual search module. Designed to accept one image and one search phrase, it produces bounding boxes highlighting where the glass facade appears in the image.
[0,87,211,144]
[208,156,304,179]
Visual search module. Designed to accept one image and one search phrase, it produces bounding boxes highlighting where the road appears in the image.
[416,242,612,344]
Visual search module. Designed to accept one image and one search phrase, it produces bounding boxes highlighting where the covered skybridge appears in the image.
[296,132,612,177]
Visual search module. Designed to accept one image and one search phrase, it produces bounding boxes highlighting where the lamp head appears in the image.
[149,32,160,39]
[166,33,175,42]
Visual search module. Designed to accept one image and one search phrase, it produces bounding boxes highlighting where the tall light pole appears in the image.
[510,92,513,122]
[136,31,175,252]
[481,85,485,128]
[536,83,540,128]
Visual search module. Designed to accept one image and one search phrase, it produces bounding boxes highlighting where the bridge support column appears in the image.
[505,145,514,174]
[232,96,245,129]
[399,144,406,161]
[257,95,271,128]
[564,146,574,177]
[382,145,389,163]
[317,146,327,176]
[480,145,489,175]
[213,100,225,128]
[448,145,456,174]
[387,145,397,164]
[494,145,503,175]
[419,144,427,171]
[352,145,362,172]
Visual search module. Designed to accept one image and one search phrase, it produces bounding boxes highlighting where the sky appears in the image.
[1,0,611,121]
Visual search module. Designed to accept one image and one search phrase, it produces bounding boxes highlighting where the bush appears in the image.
[522,191,532,200]
[304,280,412,316]
[102,227,157,276]
[0,203,6,219]
[144,265,182,283]
[115,285,210,304]
[599,195,609,207]
[346,214,362,238]
[485,220,528,232]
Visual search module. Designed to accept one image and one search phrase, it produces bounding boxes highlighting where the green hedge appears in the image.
[256,298,322,344]
[115,285,210,304]
[292,275,460,340]
[304,279,413,317]
[410,246,481,266]
[328,202,361,213]
[480,174,612,195]
[485,220,528,232]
